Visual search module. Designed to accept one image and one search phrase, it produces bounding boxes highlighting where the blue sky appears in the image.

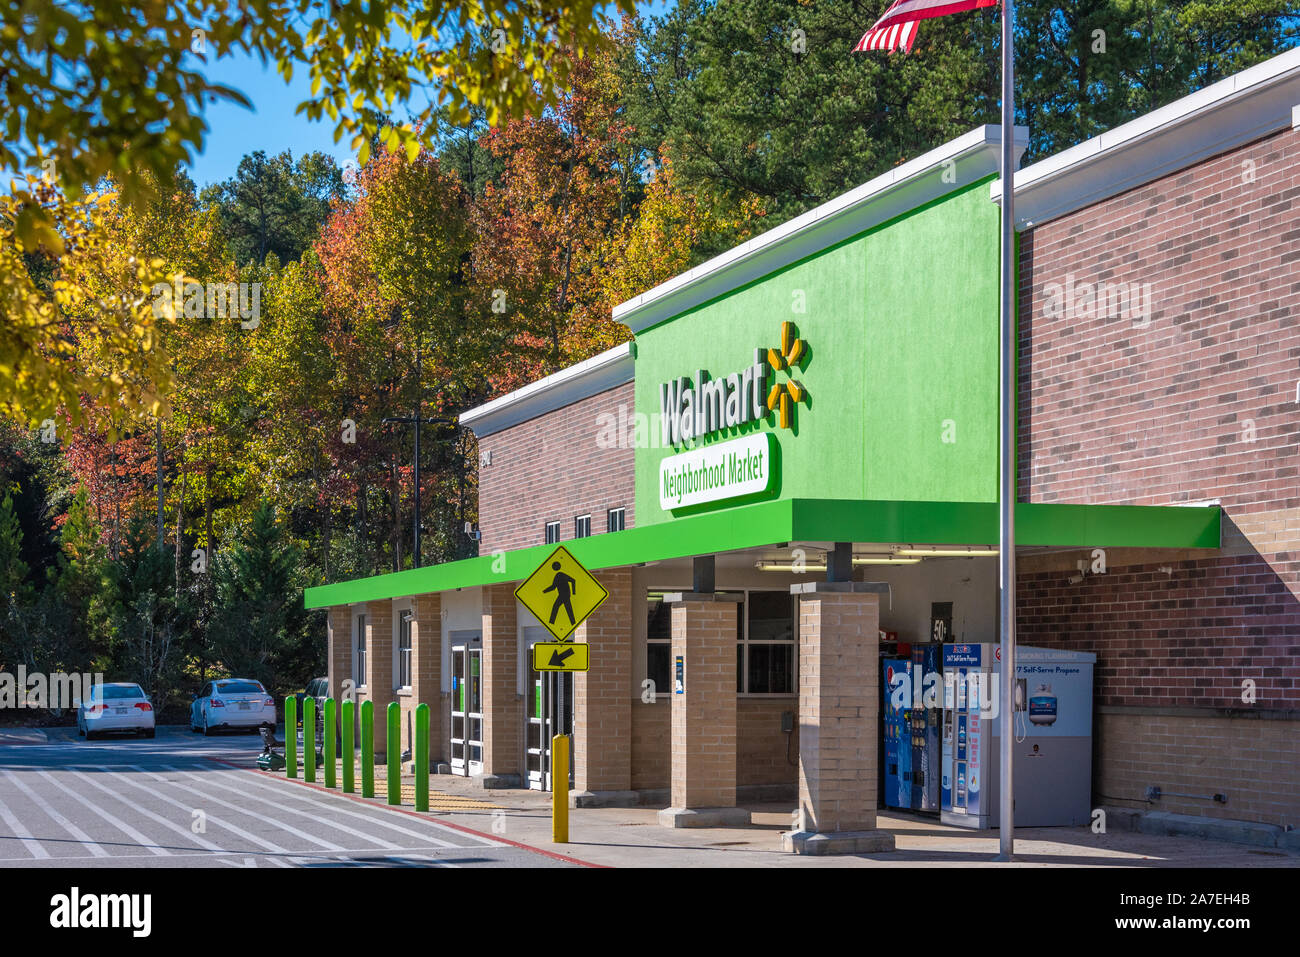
[188,2,674,189]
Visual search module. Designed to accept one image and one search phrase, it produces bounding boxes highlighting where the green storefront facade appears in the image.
[304,124,1222,851]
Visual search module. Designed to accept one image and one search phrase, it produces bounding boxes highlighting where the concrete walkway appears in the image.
[357,773,1300,868]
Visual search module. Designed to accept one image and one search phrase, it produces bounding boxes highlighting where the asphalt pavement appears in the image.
[0,727,576,868]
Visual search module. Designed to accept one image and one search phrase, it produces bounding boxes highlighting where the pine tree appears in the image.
[207,503,311,692]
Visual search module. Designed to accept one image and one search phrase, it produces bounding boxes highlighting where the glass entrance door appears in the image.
[524,629,573,791]
[450,636,483,776]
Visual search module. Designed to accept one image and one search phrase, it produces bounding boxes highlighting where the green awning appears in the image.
[303,498,1220,609]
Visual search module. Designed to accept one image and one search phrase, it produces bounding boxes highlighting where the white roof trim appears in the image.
[459,342,633,438]
[613,124,1028,334]
[998,47,1300,229]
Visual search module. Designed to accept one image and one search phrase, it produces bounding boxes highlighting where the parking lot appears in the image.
[0,727,577,868]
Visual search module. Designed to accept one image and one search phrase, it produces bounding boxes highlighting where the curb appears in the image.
[1102,804,1300,852]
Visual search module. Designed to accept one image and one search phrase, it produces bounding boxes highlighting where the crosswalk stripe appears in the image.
[0,767,109,857]
[65,767,224,853]
[87,764,289,854]
[35,769,170,856]
[0,790,51,859]
[166,766,406,852]
[223,767,495,848]
[137,765,347,853]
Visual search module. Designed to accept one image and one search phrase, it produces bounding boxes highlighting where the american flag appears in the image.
[854,0,999,53]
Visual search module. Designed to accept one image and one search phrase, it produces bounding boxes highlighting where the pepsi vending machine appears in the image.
[881,658,910,809]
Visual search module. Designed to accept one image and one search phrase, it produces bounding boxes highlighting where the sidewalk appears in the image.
[316,771,1300,868]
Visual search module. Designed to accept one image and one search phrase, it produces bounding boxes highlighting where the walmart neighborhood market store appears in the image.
[305,51,1300,851]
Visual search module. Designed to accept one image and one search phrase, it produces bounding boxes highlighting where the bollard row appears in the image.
[284,696,429,810]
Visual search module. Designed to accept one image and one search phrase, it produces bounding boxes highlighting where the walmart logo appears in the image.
[658,321,810,445]
[764,321,807,429]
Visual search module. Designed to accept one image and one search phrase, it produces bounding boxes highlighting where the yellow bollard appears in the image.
[551,734,569,843]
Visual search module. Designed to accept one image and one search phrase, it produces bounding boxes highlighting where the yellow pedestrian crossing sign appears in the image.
[515,545,608,641]
[533,642,590,672]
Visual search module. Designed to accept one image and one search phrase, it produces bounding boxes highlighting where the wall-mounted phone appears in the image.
[1014,678,1027,712]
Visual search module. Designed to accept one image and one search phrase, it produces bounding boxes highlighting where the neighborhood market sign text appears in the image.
[659,433,774,510]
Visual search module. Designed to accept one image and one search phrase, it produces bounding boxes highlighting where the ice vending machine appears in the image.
[940,643,1095,828]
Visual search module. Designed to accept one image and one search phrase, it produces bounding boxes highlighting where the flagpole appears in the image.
[996,0,1017,862]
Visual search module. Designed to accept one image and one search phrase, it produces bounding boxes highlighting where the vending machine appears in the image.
[881,657,910,809]
[882,648,942,813]
[940,643,1095,829]
[911,644,941,811]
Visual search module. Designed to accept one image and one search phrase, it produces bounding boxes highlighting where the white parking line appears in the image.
[165,766,407,852]
[221,766,497,849]
[0,790,51,860]
[34,769,170,857]
[0,767,109,857]
[0,845,469,865]
[64,767,224,853]
[134,765,347,853]
[84,764,290,855]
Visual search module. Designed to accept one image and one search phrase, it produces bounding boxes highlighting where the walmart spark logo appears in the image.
[764,321,807,429]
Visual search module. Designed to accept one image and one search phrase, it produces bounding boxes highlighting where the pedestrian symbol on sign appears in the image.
[542,562,577,626]
[514,546,609,641]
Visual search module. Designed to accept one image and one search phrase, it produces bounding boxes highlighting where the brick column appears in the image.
[391,595,444,771]
[364,600,394,757]
[572,568,633,805]
[412,594,444,767]
[480,584,521,788]
[782,583,895,854]
[657,593,750,828]
[326,606,351,704]
[325,605,352,746]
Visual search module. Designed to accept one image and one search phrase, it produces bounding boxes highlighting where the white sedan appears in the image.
[77,683,156,739]
[191,679,277,735]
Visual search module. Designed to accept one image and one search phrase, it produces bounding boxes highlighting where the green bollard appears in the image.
[361,700,374,798]
[415,703,429,812]
[387,701,400,806]
[285,696,297,779]
[341,699,354,794]
[323,698,336,788]
[303,696,316,783]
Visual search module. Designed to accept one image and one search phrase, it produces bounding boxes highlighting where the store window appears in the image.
[740,591,795,694]
[574,514,591,538]
[353,613,367,688]
[647,590,783,696]
[607,507,626,532]
[544,521,560,544]
[646,593,673,696]
[396,609,413,689]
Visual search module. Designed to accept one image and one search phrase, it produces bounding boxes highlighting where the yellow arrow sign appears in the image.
[532,642,590,672]
[514,545,609,641]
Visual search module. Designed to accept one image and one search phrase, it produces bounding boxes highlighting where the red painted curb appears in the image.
[203,755,605,868]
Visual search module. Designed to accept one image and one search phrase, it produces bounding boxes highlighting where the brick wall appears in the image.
[391,594,442,766]
[476,382,635,554]
[1018,126,1300,515]
[574,568,633,793]
[737,699,799,787]
[631,701,670,790]
[1017,125,1300,827]
[629,698,800,791]
[1094,711,1299,825]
